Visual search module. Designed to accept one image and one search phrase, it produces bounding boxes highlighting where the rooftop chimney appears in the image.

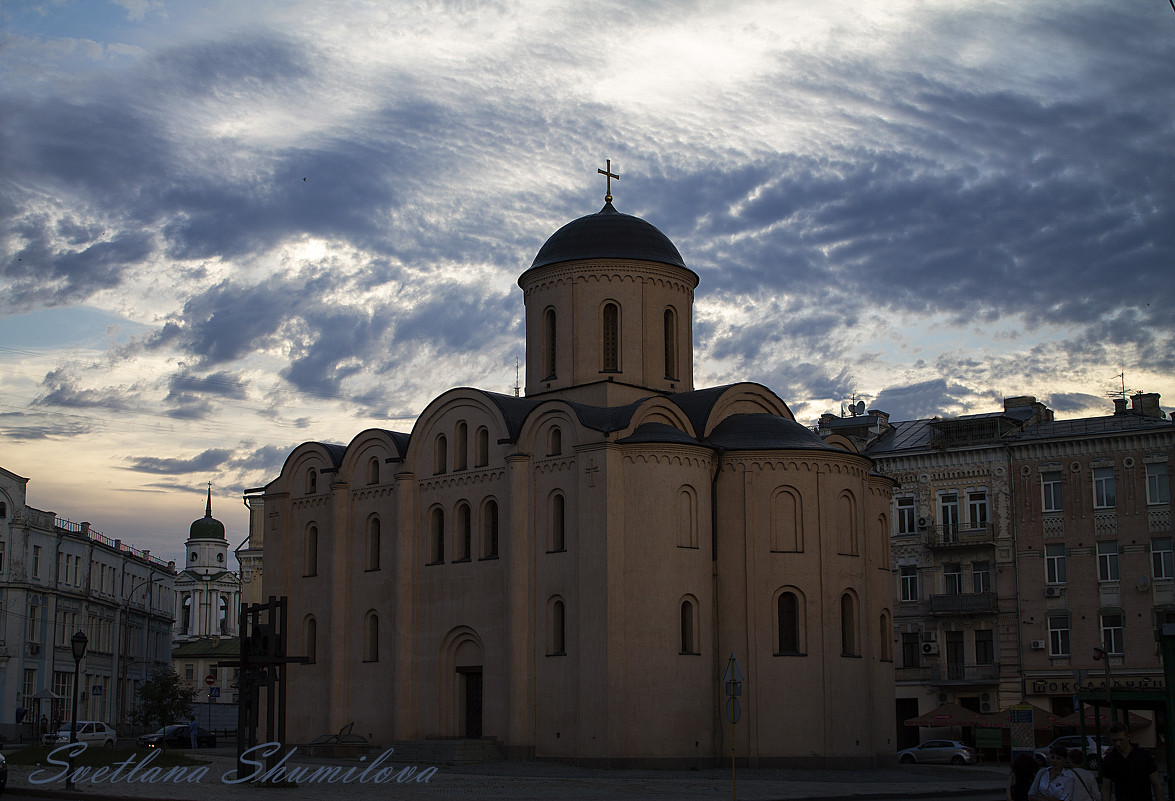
[1131,392,1164,419]
[1113,398,1129,415]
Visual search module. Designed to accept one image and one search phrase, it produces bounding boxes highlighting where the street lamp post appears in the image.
[118,574,165,733]
[66,630,89,791]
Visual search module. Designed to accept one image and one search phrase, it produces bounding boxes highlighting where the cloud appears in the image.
[872,379,977,420]
[126,448,234,474]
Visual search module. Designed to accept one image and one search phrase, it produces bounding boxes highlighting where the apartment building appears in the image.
[0,466,177,739]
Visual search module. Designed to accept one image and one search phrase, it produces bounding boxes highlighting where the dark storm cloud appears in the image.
[228,444,295,475]
[167,370,249,400]
[127,448,234,474]
[872,379,975,421]
[1046,393,1107,414]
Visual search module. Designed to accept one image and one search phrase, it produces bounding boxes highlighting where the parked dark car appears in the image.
[0,750,7,796]
[137,724,216,749]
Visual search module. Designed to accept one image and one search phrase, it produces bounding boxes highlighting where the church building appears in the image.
[261,177,896,766]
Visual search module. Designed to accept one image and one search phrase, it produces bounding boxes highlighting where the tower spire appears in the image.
[205,481,213,518]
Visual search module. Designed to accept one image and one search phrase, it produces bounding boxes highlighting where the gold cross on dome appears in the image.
[598,159,619,203]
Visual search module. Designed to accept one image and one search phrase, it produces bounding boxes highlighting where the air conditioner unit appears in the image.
[1030,640,1046,650]
[918,517,929,529]
[921,631,937,642]
[921,642,939,656]
[981,701,993,712]
[1045,586,1063,597]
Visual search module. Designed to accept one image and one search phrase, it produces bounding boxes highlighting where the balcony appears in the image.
[929,591,998,616]
[929,663,1000,685]
[927,523,995,549]
[1094,511,1117,537]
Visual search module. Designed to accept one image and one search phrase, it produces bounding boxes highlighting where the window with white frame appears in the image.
[1154,538,1174,580]
[1147,464,1170,505]
[1045,543,1067,584]
[1047,615,1070,656]
[967,491,988,529]
[1094,467,1116,509]
[972,561,992,594]
[1097,541,1120,582]
[1100,613,1124,655]
[899,565,919,602]
[1042,471,1064,513]
[896,497,916,536]
[943,563,962,595]
[940,494,960,540]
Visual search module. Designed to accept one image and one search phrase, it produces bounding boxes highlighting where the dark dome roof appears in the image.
[706,414,839,452]
[528,201,687,271]
[189,488,226,540]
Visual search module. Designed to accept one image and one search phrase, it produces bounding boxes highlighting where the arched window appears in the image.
[837,491,858,555]
[664,307,678,380]
[482,499,499,558]
[602,302,619,371]
[680,597,698,654]
[181,596,192,632]
[548,492,565,552]
[304,525,318,577]
[543,307,557,380]
[363,610,379,662]
[475,427,489,467]
[677,486,698,548]
[547,426,562,456]
[771,487,803,552]
[304,616,317,664]
[219,597,228,634]
[455,421,468,470]
[841,593,858,656]
[429,507,445,564]
[367,457,380,485]
[434,434,448,474]
[0,501,7,518]
[306,468,317,494]
[366,516,380,571]
[457,503,472,561]
[777,592,800,654]
[547,597,565,655]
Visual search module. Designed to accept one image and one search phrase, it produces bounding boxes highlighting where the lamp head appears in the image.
[71,630,89,661]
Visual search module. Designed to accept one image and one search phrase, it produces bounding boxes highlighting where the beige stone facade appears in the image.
[261,199,896,766]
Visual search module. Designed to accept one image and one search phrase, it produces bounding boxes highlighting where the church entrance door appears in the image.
[458,667,483,738]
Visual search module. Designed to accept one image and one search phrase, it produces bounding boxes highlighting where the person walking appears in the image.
[1009,753,1040,801]
[1030,744,1074,801]
[1101,722,1161,801]
[1067,748,1098,801]
[189,717,198,749]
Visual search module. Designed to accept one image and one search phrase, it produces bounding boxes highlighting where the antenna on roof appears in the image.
[514,357,520,397]
[844,392,867,417]
[1106,372,1135,400]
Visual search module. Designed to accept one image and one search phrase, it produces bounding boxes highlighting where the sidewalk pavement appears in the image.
[6,746,1010,801]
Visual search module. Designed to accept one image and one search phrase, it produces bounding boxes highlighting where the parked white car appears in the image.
[42,720,116,748]
[1033,735,1110,768]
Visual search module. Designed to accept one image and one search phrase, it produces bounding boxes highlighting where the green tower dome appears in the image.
[189,486,226,540]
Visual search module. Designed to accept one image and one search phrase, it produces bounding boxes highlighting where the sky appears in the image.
[2,0,1173,566]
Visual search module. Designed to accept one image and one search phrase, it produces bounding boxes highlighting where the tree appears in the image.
[130,667,197,731]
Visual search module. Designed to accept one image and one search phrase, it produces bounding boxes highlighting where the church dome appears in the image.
[527,201,687,271]
[189,487,226,540]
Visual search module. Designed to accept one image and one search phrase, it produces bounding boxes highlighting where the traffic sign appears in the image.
[209,687,221,698]
[91,685,102,697]
[205,675,216,686]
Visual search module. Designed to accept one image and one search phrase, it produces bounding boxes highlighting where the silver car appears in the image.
[41,720,117,748]
[898,739,977,765]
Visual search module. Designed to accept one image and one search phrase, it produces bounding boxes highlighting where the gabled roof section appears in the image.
[1007,414,1173,441]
